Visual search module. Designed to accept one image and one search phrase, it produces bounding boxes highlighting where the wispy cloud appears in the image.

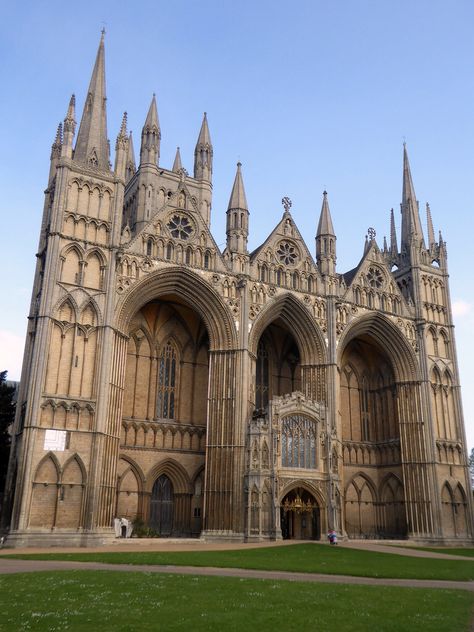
[452,300,471,318]
[0,330,25,380]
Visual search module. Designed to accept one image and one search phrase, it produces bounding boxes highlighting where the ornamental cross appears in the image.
[368,227,376,241]
[282,196,292,214]
[177,167,188,181]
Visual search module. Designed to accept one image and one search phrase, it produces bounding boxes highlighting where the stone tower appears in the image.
[2,36,472,546]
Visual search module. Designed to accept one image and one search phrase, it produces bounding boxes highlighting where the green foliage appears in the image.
[0,571,472,632]
[469,447,474,489]
[131,518,159,538]
[0,371,15,493]
[6,543,474,581]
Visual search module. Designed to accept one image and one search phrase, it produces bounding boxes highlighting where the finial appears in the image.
[368,227,376,241]
[177,167,188,181]
[323,190,327,196]
[282,196,292,215]
[237,161,242,169]
[101,27,106,39]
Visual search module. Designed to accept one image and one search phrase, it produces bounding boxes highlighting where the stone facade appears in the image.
[2,35,473,546]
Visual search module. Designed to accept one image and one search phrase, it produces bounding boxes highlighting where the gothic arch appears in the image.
[56,297,78,323]
[278,479,326,508]
[249,293,327,365]
[337,312,419,382]
[146,458,192,494]
[117,267,237,351]
[118,455,146,487]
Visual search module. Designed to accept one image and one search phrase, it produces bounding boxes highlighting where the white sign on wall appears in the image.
[44,429,67,451]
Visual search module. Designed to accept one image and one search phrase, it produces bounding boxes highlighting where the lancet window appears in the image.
[156,341,178,420]
[281,414,317,468]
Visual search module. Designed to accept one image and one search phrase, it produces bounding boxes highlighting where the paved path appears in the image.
[0,555,473,592]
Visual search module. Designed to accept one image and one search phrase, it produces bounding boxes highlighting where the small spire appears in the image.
[390,208,398,254]
[316,191,335,236]
[64,94,76,132]
[52,123,63,149]
[194,112,213,180]
[127,131,136,169]
[74,32,109,170]
[140,94,161,165]
[426,202,436,247]
[402,143,417,206]
[228,162,248,210]
[115,112,128,148]
[383,235,388,252]
[172,147,182,173]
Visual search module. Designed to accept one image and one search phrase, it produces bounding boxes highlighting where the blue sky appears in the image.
[1,0,473,447]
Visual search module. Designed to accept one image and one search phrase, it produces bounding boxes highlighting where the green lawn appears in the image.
[0,570,472,632]
[399,547,474,558]
[5,543,474,581]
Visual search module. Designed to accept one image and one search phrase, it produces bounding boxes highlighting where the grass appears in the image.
[4,543,474,581]
[396,547,474,558]
[0,570,472,632]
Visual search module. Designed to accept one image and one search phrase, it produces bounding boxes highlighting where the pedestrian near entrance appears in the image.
[327,529,338,545]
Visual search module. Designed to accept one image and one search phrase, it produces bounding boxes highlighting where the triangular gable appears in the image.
[121,179,228,273]
[249,212,320,279]
[341,240,412,316]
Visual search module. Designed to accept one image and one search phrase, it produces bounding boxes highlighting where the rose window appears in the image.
[277,241,298,265]
[167,214,193,240]
[367,267,384,289]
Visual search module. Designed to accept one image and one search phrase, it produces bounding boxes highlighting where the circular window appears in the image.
[277,241,299,266]
[167,214,193,240]
[367,267,384,289]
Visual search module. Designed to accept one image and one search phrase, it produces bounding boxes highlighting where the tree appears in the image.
[0,371,15,495]
[469,447,474,491]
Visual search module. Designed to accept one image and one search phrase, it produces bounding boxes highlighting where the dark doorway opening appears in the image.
[150,474,174,535]
[280,487,320,540]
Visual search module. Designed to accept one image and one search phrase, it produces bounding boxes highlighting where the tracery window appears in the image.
[167,214,193,240]
[277,241,298,266]
[255,341,269,410]
[156,341,178,419]
[281,414,317,468]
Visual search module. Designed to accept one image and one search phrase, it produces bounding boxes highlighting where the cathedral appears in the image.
[3,34,473,546]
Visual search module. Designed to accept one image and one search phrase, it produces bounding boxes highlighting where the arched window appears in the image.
[281,414,317,468]
[156,342,178,419]
[292,271,299,290]
[185,247,192,265]
[166,243,173,260]
[204,251,210,269]
[147,239,153,256]
[276,268,282,285]
[255,340,269,410]
[307,276,313,293]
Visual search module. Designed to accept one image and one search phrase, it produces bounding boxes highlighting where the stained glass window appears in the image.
[157,342,178,419]
[281,415,317,468]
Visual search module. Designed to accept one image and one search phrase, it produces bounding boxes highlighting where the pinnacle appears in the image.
[317,190,335,236]
[172,147,183,173]
[227,161,248,210]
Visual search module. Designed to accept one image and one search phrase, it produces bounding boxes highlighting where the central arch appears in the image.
[280,486,321,540]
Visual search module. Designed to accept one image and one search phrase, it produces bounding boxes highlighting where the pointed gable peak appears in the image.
[172,146,182,173]
[74,31,109,170]
[317,190,335,236]
[228,162,248,211]
[144,93,160,131]
[197,112,211,146]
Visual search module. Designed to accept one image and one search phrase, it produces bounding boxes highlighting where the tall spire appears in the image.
[140,94,161,166]
[390,208,398,255]
[226,162,249,254]
[74,31,109,170]
[62,94,76,158]
[172,147,182,173]
[400,144,425,252]
[125,131,136,183]
[316,191,336,276]
[426,202,436,247]
[194,112,213,181]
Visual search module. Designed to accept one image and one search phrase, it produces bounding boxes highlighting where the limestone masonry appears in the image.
[2,34,472,546]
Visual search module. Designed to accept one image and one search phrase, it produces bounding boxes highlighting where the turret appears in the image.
[226,162,249,254]
[62,95,76,159]
[74,31,109,170]
[426,203,436,249]
[316,191,336,276]
[194,113,213,181]
[114,112,129,179]
[140,94,160,166]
